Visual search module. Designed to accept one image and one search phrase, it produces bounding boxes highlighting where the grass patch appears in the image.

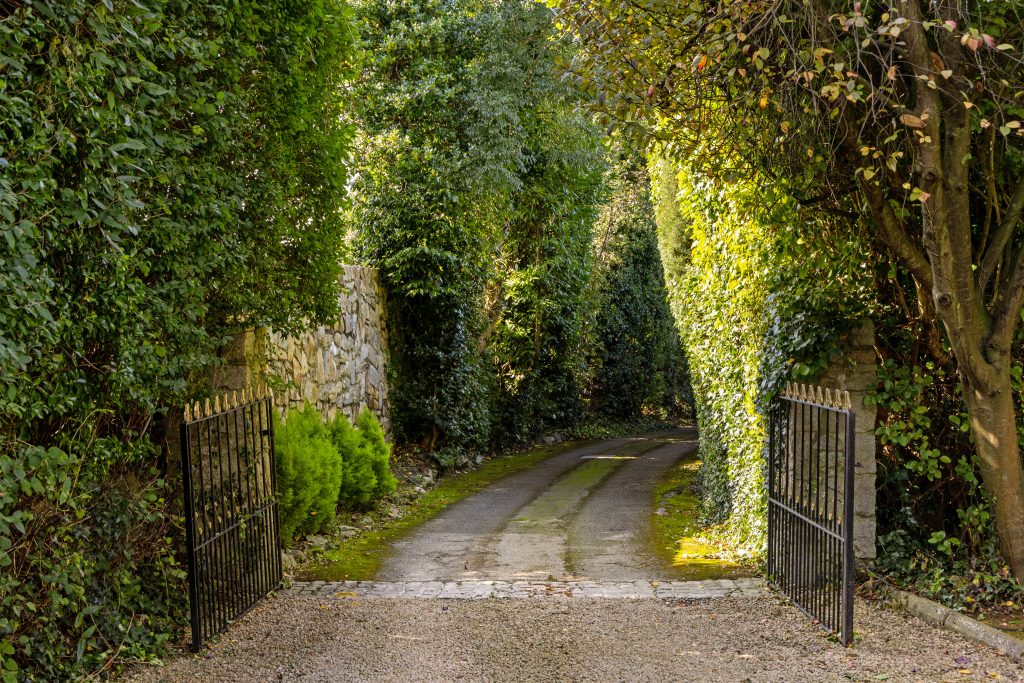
[651,450,757,581]
[296,440,589,581]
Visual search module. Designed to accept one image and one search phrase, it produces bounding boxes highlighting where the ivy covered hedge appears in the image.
[651,154,871,551]
[0,0,354,678]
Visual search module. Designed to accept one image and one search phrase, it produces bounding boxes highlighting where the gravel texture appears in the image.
[125,592,1024,682]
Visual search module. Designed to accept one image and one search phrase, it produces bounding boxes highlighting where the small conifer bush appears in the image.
[274,406,344,545]
[329,412,378,509]
[357,407,398,497]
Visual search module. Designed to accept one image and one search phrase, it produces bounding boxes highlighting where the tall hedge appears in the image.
[651,154,871,550]
[350,0,607,457]
[0,0,354,678]
[590,153,686,419]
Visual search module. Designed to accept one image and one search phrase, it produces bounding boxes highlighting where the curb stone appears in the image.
[287,578,765,600]
[895,590,1024,660]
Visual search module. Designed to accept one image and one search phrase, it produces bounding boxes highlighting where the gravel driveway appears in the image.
[126,592,1024,682]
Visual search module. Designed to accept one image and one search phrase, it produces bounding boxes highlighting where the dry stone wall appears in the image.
[211,266,390,432]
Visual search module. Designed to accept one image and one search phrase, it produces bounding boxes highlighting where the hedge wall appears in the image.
[0,0,353,678]
[650,154,871,552]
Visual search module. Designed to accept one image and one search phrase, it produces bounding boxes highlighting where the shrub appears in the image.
[274,406,343,546]
[329,412,377,510]
[357,408,397,497]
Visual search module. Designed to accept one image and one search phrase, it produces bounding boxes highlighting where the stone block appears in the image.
[854,515,877,559]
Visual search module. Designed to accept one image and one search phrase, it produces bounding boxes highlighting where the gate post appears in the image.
[813,319,877,560]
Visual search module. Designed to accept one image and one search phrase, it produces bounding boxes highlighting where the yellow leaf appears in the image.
[862,168,876,180]
[759,95,768,108]
[900,113,927,128]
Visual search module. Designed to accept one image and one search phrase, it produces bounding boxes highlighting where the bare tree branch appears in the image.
[979,179,1024,293]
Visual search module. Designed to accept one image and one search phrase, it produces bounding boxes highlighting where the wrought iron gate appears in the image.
[180,388,282,650]
[768,382,855,645]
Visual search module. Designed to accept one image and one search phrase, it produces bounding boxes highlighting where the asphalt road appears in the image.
[377,430,697,582]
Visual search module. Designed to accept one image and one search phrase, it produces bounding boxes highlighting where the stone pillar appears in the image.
[814,320,877,561]
[210,328,266,392]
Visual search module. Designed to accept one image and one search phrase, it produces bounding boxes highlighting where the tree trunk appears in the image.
[962,373,1024,580]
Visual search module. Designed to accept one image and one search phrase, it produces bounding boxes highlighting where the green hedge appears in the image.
[0,0,354,678]
[651,154,870,552]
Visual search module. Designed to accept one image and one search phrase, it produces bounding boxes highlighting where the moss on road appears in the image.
[651,450,757,581]
[297,441,588,581]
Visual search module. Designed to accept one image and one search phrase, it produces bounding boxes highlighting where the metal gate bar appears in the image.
[768,382,855,645]
[180,389,282,650]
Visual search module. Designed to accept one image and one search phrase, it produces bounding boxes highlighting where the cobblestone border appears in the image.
[895,590,1024,660]
[287,578,765,600]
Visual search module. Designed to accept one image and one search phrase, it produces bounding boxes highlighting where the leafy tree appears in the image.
[556,0,1024,579]
[590,153,685,419]
[350,0,608,454]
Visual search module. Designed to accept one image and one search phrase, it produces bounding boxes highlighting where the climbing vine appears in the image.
[652,151,872,551]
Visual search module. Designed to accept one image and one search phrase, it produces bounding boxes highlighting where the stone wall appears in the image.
[211,265,390,432]
[814,320,878,561]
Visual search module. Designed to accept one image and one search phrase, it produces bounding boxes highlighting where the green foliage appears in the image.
[350,0,609,456]
[868,352,1024,605]
[357,408,397,498]
[0,445,184,682]
[590,153,687,419]
[0,1,355,676]
[654,153,871,551]
[329,413,376,510]
[275,407,344,546]
[874,512,1023,612]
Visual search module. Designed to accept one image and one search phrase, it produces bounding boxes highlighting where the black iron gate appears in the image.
[768,382,855,645]
[180,388,282,650]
